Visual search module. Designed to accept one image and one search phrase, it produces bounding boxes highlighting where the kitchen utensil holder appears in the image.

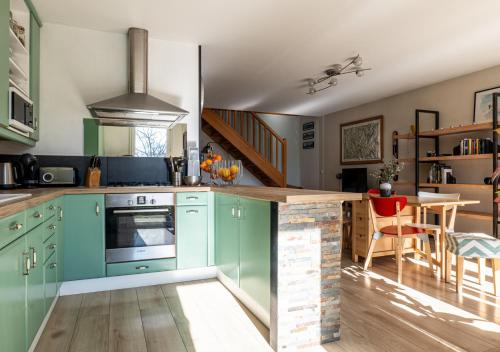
[85,168,101,188]
[172,171,182,187]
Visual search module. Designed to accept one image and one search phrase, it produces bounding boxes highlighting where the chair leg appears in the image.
[434,232,441,263]
[445,250,452,283]
[493,258,500,297]
[477,258,486,285]
[456,256,464,294]
[396,237,403,284]
[422,239,435,277]
[363,236,377,271]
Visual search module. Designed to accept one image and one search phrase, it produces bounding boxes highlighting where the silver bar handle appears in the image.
[237,208,241,219]
[58,207,64,221]
[23,254,30,276]
[136,265,149,270]
[96,202,100,216]
[231,207,235,217]
[30,247,37,268]
[113,209,171,214]
[186,209,199,214]
[186,196,199,200]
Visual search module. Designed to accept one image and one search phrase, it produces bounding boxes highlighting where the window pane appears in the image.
[135,127,167,157]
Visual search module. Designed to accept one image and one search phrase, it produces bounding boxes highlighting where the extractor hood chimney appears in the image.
[87,28,188,127]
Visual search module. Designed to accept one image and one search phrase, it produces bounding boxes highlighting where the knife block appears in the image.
[85,168,101,188]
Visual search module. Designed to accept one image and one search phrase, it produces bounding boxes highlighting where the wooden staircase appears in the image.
[202,108,287,187]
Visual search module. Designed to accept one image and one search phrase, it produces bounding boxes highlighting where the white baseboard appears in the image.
[217,269,270,328]
[59,266,217,296]
[28,293,59,352]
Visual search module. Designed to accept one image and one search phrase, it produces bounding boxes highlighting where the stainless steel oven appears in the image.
[105,193,175,263]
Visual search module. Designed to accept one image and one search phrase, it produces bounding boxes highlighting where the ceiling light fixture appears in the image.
[306,54,371,95]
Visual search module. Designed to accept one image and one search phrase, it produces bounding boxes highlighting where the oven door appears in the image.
[105,206,175,263]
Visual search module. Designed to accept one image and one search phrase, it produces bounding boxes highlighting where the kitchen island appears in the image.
[0,186,360,351]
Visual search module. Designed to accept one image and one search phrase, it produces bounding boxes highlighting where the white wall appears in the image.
[300,116,322,190]
[257,114,302,187]
[322,64,500,235]
[0,23,199,154]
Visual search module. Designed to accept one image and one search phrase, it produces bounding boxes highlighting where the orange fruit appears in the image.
[230,165,239,175]
[214,154,222,161]
[205,159,213,166]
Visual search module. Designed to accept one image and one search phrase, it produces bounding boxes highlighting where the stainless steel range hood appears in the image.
[87,28,188,127]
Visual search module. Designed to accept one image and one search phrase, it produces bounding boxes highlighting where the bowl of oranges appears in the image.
[214,160,242,186]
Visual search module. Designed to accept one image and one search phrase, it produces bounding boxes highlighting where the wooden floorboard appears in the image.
[35,255,500,352]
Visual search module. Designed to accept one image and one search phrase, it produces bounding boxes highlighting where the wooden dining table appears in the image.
[404,196,480,282]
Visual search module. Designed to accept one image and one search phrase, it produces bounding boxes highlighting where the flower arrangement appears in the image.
[371,159,404,184]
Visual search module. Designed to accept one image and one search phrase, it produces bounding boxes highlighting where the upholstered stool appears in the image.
[445,232,500,297]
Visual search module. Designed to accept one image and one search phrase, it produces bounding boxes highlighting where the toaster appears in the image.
[39,167,77,185]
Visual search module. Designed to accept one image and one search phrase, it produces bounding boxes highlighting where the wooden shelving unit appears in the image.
[419,183,492,190]
[418,121,492,137]
[419,154,495,162]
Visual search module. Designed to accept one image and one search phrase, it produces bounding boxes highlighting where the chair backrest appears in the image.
[370,196,408,217]
[418,191,460,230]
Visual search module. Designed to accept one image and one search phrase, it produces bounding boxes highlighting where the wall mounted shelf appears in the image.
[419,183,492,190]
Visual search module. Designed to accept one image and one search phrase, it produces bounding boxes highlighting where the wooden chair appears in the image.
[445,232,500,297]
[363,195,435,284]
[408,192,460,265]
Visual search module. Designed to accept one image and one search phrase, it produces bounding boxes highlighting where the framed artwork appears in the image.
[474,86,500,123]
[340,115,383,165]
[303,141,314,149]
[303,131,314,140]
[303,121,314,131]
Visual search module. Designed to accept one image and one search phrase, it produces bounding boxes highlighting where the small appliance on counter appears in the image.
[0,162,21,189]
[39,167,78,186]
[19,153,39,187]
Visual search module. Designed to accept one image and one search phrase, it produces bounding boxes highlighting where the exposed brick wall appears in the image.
[273,201,342,351]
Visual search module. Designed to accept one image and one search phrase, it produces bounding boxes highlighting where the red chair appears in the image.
[363,195,435,284]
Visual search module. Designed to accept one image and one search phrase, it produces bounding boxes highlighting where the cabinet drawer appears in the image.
[0,211,26,250]
[44,201,57,220]
[26,204,45,231]
[43,219,57,243]
[44,257,58,312]
[106,258,177,277]
[176,192,208,206]
[43,234,57,264]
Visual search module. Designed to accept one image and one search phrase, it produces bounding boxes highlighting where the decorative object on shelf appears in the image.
[214,160,242,186]
[474,86,500,123]
[200,143,223,185]
[341,115,383,165]
[306,54,371,95]
[371,159,403,197]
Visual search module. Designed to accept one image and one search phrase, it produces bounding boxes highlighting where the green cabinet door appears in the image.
[44,255,58,312]
[215,194,240,285]
[0,236,27,352]
[0,0,9,127]
[56,197,64,288]
[177,205,208,269]
[26,225,45,346]
[239,198,271,314]
[63,195,105,281]
[29,13,40,141]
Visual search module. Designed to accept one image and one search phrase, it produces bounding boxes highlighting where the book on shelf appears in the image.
[456,138,493,155]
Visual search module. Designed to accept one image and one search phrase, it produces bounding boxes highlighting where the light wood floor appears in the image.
[36,256,500,352]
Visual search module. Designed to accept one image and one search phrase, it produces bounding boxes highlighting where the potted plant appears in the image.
[371,159,403,197]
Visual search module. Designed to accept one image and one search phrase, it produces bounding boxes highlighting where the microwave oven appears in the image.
[8,86,34,135]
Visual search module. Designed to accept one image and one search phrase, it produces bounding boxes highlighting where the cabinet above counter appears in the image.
[0,186,361,219]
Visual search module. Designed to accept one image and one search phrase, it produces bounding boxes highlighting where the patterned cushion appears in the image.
[445,232,500,258]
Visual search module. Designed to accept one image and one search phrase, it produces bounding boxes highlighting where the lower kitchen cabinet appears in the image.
[107,258,177,277]
[55,198,65,287]
[44,254,58,311]
[239,198,270,313]
[63,194,105,281]
[26,225,46,346]
[215,193,240,285]
[0,235,28,352]
[176,205,208,269]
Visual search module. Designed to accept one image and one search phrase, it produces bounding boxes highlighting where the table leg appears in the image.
[414,206,421,260]
[440,206,448,282]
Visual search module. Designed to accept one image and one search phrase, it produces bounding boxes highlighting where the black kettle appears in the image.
[19,153,39,187]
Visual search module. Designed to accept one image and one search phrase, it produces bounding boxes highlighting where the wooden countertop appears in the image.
[0,186,361,219]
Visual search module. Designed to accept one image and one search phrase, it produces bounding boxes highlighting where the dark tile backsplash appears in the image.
[0,154,172,186]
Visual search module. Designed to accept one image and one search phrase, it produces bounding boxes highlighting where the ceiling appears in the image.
[33,0,500,117]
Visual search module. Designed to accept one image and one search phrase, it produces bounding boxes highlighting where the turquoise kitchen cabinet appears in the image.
[63,195,105,281]
[239,197,271,313]
[0,235,28,352]
[176,205,208,269]
[43,254,58,312]
[29,12,40,141]
[26,224,45,346]
[56,197,64,287]
[0,210,26,249]
[215,193,240,285]
[107,258,177,277]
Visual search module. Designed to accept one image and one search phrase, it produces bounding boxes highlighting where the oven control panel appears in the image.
[106,193,174,208]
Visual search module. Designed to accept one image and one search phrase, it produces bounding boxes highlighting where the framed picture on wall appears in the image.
[474,86,500,123]
[340,115,384,165]
[303,121,314,131]
[303,141,314,149]
[303,131,314,140]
